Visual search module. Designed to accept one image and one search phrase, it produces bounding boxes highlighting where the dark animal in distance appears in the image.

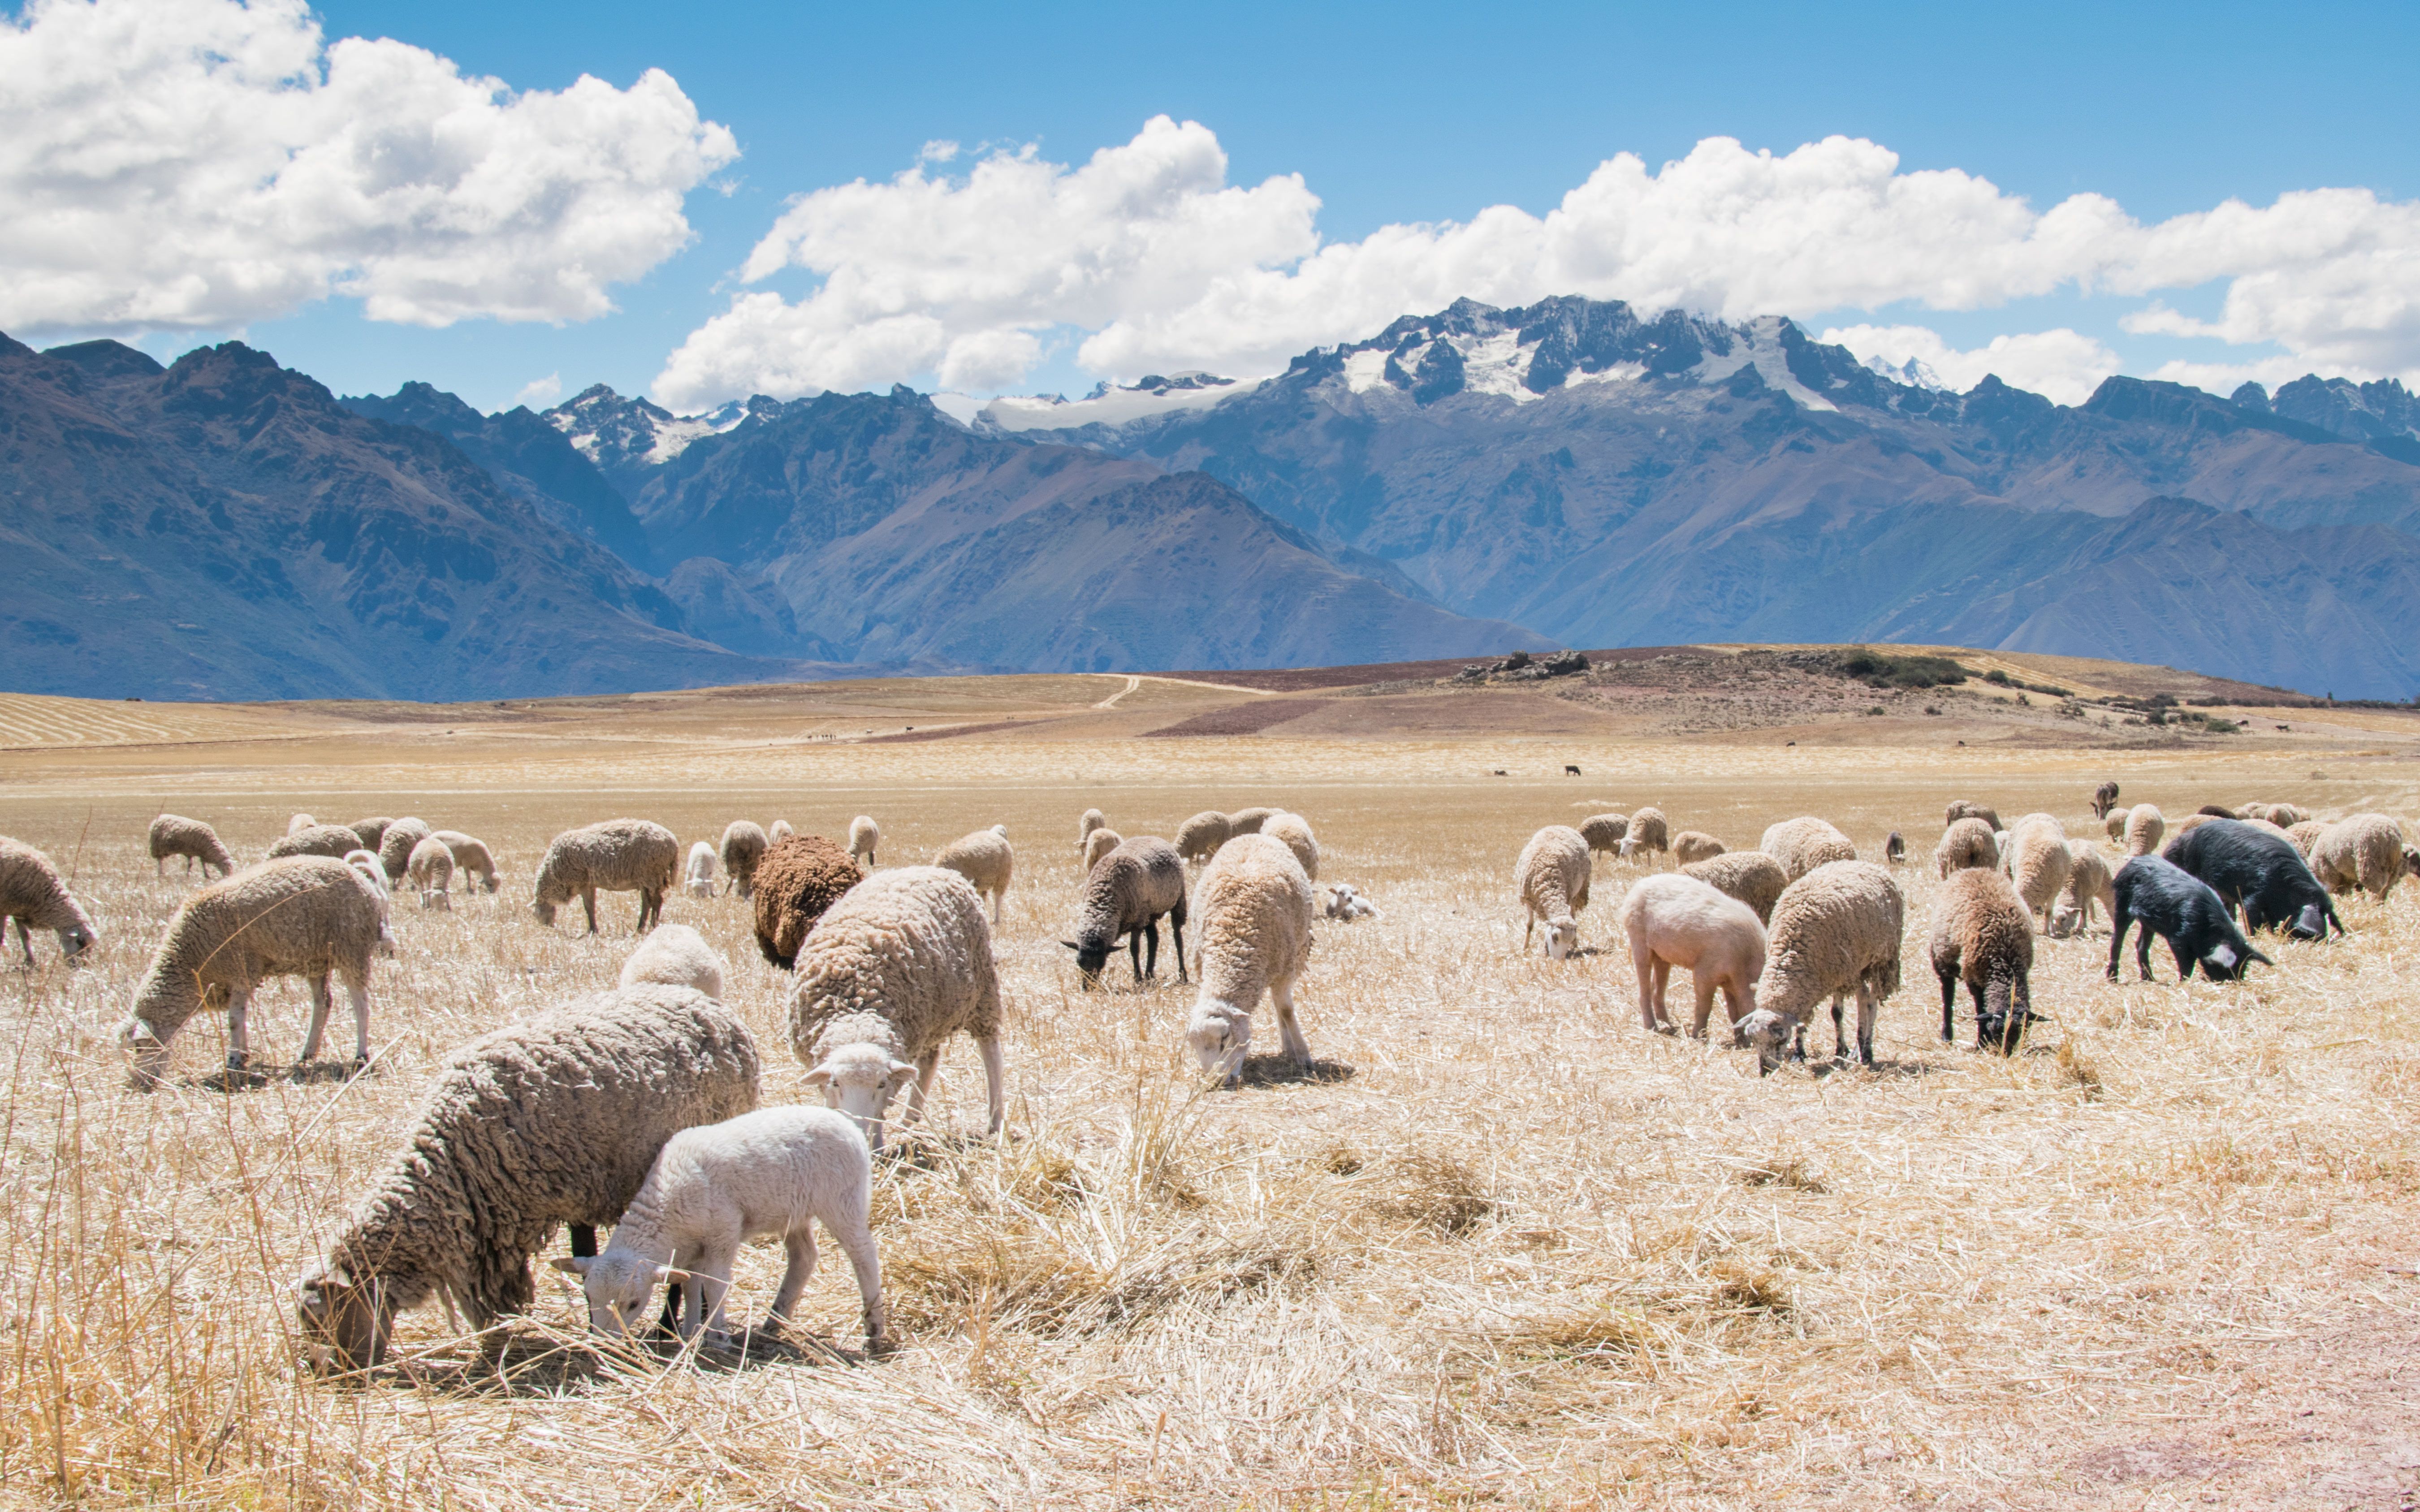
[1564,765,1581,776]
[2091,780,2120,819]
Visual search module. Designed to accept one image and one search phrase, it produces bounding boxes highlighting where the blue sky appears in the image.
[9,0,2419,412]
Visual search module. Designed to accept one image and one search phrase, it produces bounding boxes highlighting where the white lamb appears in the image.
[682,841,719,899]
[1617,873,1765,1038]
[1322,883,1383,922]
[1516,825,1592,959]
[553,1104,884,1347]
[1185,833,1316,1086]
[848,815,880,869]
[406,834,454,911]
[620,923,727,1000]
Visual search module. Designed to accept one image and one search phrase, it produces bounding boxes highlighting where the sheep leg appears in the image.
[344,973,371,1068]
[15,918,32,969]
[977,1035,1005,1136]
[300,974,333,1062]
[1938,968,1957,1042]
[640,887,664,934]
[903,1050,941,1124]
[1854,984,1878,1066]
[1829,995,1848,1061]
[225,987,251,1071]
[693,1244,738,1337]
[580,887,598,935]
[765,1225,818,1328]
[1273,980,1309,1064]
[1632,950,1660,1033]
[830,1211,887,1348]
[1138,920,1159,983]
[2139,928,2159,982]
[1524,911,1537,952]
[569,1225,596,1258]
[1170,912,1187,983]
[1690,970,1719,1039]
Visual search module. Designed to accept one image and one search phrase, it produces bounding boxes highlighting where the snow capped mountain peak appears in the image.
[1862,352,1948,390]
[543,384,758,477]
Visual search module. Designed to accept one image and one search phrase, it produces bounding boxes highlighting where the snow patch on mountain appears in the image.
[953,372,1265,433]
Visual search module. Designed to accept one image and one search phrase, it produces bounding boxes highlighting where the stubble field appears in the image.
[1,666,2417,1509]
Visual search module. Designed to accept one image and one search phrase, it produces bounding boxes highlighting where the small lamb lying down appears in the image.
[1322,883,1382,922]
[555,1104,885,1349]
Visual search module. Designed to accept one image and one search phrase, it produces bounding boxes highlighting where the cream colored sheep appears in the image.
[1670,831,1726,867]
[1759,817,1855,883]
[1082,827,1123,872]
[2124,804,2166,857]
[533,819,679,935]
[2286,820,2328,862]
[1185,833,1316,1085]
[1174,811,1232,865]
[848,815,880,869]
[2007,817,2073,932]
[721,821,769,898]
[1617,873,1764,1038]
[376,818,432,886]
[2311,814,2409,900]
[1226,806,1277,836]
[0,836,99,967]
[1681,850,1788,925]
[1945,800,2001,831]
[1734,861,1904,1074]
[2104,807,2131,843]
[1577,813,1628,855]
[149,814,235,880]
[1261,812,1319,882]
[2051,840,2114,937]
[1935,818,1998,878]
[287,813,318,836]
[1930,868,2036,1051]
[769,820,794,844]
[1616,806,1669,860]
[932,825,1014,925]
[1517,825,1591,959]
[432,831,498,893]
[620,922,726,999]
[1076,808,1108,853]
[406,834,454,911]
[682,841,718,898]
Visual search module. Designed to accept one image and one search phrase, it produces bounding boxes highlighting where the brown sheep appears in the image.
[753,836,864,968]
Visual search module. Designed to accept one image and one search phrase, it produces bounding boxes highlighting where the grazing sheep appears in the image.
[1758,817,1856,883]
[1261,812,1320,881]
[341,850,390,902]
[2285,820,2328,862]
[532,819,679,935]
[1734,861,1903,1075]
[2260,803,2309,828]
[2196,805,2236,819]
[2105,807,2132,843]
[683,841,718,898]
[619,922,726,1000]
[120,856,391,1077]
[294,984,760,1370]
[1670,831,1726,867]
[2310,814,2409,900]
[789,866,1003,1152]
[1185,833,1317,1084]
[1616,806,1669,860]
[847,815,880,870]
[1944,800,2001,831]
[148,814,235,880]
[1884,831,1906,865]
[1929,868,2037,1052]
[1681,850,1789,925]
[1577,813,1629,855]
[554,1104,882,1347]
[0,836,99,967]
[1935,818,1999,878]
[1617,873,1765,1038]
[1174,811,1232,865]
[1076,808,1108,852]
[269,824,360,862]
[721,820,769,899]
[2007,818,2073,932]
[2124,804,2166,857]
[769,820,794,844]
[1083,827,1124,872]
[346,818,393,851]
[287,813,318,836]
[1064,837,1189,986]
[406,835,455,911]
[1227,806,1277,836]
[752,836,863,968]
[2109,856,2269,982]
[376,818,432,886]
[2090,780,2121,820]
[1322,883,1383,922]
[2050,841,2115,937]
[932,825,1014,926]
[2163,818,2342,939]
[1516,825,1592,959]
[432,831,499,893]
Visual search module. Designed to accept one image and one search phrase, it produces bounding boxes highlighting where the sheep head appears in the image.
[1732,1009,1793,1076]
[2289,903,2328,941]
[1062,934,1115,988]
[2198,938,2269,981]
[294,1259,398,1372]
[1543,914,1579,961]
[552,1252,691,1338]
[802,1043,919,1151]
[1186,997,1251,1085]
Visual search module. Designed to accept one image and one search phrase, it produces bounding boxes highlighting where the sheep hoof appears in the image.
[225,1052,248,1073]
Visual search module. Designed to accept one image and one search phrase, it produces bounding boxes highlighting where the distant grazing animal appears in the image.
[2309,814,2410,901]
[752,836,863,968]
[1670,831,1726,867]
[341,850,389,901]
[287,813,317,836]
[1227,807,1278,835]
[1884,831,1906,865]
[1082,827,1123,872]
[932,825,1015,926]
[2197,805,2236,819]
[376,818,432,886]
[2006,818,2073,932]
[0,836,99,967]
[2162,818,2341,939]
[2051,841,2115,938]
[1260,812,1319,882]
[1758,817,1855,883]
[1944,801,2001,831]
[1076,808,1108,853]
[1564,765,1582,777]
[2285,820,2327,863]
[682,841,718,898]
[269,824,360,862]
[1929,868,2038,1052]
[532,819,679,935]
[1577,814,1629,855]
[1618,874,1765,1039]
[2109,856,2268,982]
[346,818,393,851]
[768,820,794,845]
[431,831,498,893]
[2090,780,2121,820]
[1186,833,1317,1085]
[720,821,769,898]
[1174,811,1232,865]
[848,815,880,870]
[619,922,726,1000]
[1517,825,1592,959]
[1064,837,1188,986]
[2124,804,2166,857]
[1617,806,1669,860]
[1934,818,1998,879]
[405,835,454,911]
[788,867,1003,1153]
[148,814,235,881]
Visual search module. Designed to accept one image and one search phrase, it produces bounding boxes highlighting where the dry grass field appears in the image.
[2,651,2418,1508]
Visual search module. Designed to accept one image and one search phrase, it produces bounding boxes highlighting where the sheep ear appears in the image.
[654,1266,692,1284]
[887,1059,918,1078]
[1059,939,1080,952]
[801,1067,833,1087]
[549,1256,593,1275]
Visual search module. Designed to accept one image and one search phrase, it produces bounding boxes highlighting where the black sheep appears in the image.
[2109,856,2271,982]
[2161,818,2343,940]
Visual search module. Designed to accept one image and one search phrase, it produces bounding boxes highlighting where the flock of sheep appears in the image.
[0,784,2410,1376]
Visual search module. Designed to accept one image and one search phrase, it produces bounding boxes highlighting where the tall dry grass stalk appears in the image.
[0,752,2414,1507]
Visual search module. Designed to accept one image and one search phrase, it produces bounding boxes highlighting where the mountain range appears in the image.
[4,295,2420,700]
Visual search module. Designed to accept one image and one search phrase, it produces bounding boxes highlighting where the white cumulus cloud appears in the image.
[1819,325,2122,405]
[0,0,738,338]
[655,119,2420,409]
